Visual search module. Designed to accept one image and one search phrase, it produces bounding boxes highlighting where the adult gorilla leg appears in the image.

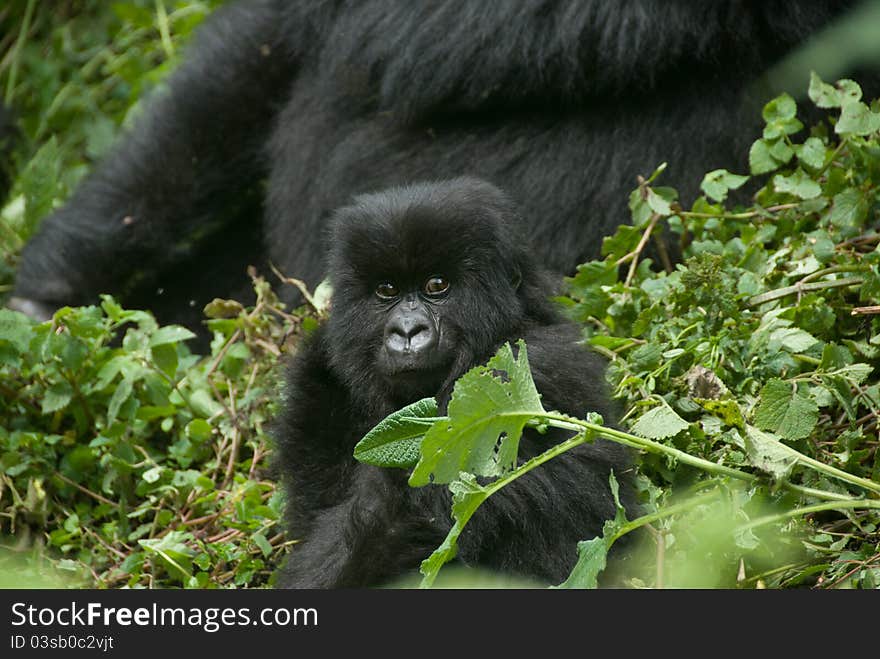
[10,0,295,318]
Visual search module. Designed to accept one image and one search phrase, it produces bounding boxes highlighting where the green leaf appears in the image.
[762,94,803,139]
[773,170,822,200]
[22,137,62,234]
[185,419,213,442]
[409,341,545,486]
[809,72,843,108]
[354,397,440,469]
[0,309,34,353]
[555,536,606,589]
[753,379,819,441]
[835,101,880,136]
[749,139,781,175]
[743,425,798,481]
[187,389,223,418]
[554,473,629,589]
[763,93,798,123]
[252,532,273,558]
[828,189,868,227]
[42,381,74,414]
[139,531,195,582]
[646,187,675,215]
[419,475,488,587]
[630,402,689,440]
[700,169,749,203]
[149,325,197,347]
[150,342,178,378]
[107,377,134,426]
[795,137,827,170]
[769,327,819,353]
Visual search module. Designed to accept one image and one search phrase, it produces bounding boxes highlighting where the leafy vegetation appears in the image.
[357,75,880,589]
[1,2,879,589]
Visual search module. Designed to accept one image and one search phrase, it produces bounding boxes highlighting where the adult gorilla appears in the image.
[8,1,866,328]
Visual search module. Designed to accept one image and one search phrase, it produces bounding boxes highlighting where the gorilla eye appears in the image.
[375,282,399,299]
[423,276,450,296]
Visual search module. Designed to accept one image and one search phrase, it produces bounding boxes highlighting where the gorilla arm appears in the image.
[11,0,296,314]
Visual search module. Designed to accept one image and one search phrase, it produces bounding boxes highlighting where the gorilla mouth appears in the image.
[379,352,451,397]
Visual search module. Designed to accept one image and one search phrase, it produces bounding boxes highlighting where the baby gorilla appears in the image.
[274,177,636,588]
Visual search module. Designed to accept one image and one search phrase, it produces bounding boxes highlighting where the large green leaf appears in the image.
[409,340,545,486]
[753,379,819,441]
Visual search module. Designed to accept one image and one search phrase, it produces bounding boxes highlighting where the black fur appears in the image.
[9,1,867,329]
[274,178,636,588]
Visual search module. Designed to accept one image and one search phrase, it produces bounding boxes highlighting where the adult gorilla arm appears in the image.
[10,0,296,316]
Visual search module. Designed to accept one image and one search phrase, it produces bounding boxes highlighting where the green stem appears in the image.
[737,499,880,532]
[5,0,36,105]
[678,203,800,221]
[154,0,175,59]
[747,276,864,307]
[540,413,756,483]
[540,413,880,497]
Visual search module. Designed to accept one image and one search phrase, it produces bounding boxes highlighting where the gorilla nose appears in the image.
[385,316,437,356]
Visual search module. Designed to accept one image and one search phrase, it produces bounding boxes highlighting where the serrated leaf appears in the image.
[795,137,826,169]
[630,402,689,440]
[769,327,819,353]
[409,341,544,486]
[835,101,880,136]
[773,170,822,200]
[42,381,73,414]
[646,187,674,215]
[749,139,781,175]
[419,474,488,587]
[744,425,798,480]
[0,309,34,353]
[700,169,749,203]
[354,397,439,469]
[753,379,819,441]
[828,189,868,227]
[149,325,196,347]
[763,93,798,123]
[554,473,629,589]
[809,72,843,108]
[836,363,873,384]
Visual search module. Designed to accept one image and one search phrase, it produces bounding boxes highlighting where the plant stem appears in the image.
[737,499,880,532]
[747,276,864,307]
[4,0,35,105]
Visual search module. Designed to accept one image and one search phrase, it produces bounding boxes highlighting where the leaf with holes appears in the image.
[409,340,545,486]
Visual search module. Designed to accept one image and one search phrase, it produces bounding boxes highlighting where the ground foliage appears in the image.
[0,2,879,589]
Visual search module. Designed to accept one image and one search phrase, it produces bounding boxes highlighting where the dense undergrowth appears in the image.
[1,2,879,589]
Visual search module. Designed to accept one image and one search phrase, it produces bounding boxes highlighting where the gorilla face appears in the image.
[323,177,530,408]
[373,276,454,393]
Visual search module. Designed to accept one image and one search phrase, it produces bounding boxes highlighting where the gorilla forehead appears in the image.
[329,178,518,280]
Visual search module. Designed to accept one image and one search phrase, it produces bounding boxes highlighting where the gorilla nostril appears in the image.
[386,320,435,354]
